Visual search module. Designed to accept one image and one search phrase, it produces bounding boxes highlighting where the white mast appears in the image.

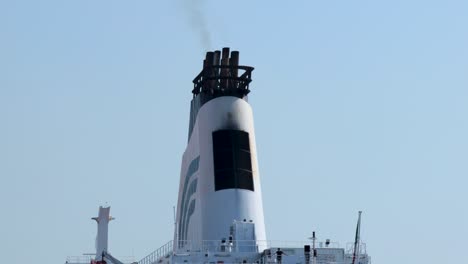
[92,206,114,260]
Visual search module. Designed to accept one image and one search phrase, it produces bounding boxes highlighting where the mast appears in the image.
[312,231,316,264]
[91,206,114,261]
[351,211,362,264]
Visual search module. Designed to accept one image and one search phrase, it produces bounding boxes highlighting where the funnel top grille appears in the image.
[192,48,254,99]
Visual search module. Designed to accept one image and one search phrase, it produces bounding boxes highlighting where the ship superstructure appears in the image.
[65,48,371,264]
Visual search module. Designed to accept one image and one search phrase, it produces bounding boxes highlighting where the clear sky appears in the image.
[1,0,467,263]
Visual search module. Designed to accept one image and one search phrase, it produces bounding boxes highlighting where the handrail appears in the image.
[192,65,254,96]
[65,255,135,264]
[137,240,173,264]
[175,239,343,253]
[137,240,369,264]
[65,255,91,264]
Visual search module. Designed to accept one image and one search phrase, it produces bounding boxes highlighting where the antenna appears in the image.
[352,211,363,264]
[307,231,317,264]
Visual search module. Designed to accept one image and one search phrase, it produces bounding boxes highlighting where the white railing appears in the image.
[175,239,341,253]
[65,255,135,264]
[105,254,136,264]
[268,240,341,249]
[65,255,92,264]
[137,240,366,264]
[137,239,343,263]
[138,240,173,264]
[175,239,259,253]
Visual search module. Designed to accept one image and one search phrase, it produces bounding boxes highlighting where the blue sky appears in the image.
[1,0,467,263]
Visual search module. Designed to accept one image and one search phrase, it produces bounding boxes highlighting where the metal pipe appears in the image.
[222,47,230,61]
[220,48,230,89]
[205,52,214,67]
[214,50,221,66]
[205,52,215,92]
[230,51,239,77]
[214,50,221,78]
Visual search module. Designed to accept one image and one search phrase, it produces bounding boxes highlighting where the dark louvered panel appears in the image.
[213,130,254,191]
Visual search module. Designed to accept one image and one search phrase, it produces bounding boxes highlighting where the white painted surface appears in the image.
[92,206,113,259]
[175,96,267,252]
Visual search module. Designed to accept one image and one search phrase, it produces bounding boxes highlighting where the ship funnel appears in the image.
[177,48,267,253]
[188,48,255,139]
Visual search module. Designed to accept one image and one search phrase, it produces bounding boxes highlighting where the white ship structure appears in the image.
[65,48,371,264]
